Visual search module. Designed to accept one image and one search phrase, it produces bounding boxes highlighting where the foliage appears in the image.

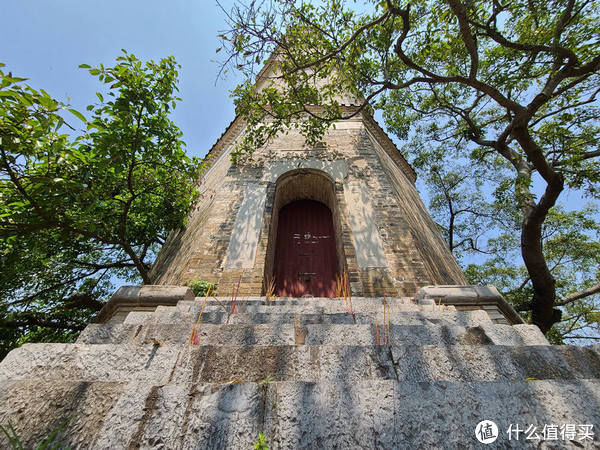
[253,432,269,450]
[188,279,216,297]
[0,416,72,449]
[0,52,201,358]
[420,146,600,342]
[260,374,276,385]
[218,0,600,335]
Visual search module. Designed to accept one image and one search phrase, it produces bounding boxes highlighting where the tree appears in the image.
[0,52,200,357]
[218,0,600,334]
[411,144,600,343]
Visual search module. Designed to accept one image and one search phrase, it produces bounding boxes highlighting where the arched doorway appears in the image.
[264,169,344,298]
[274,200,338,297]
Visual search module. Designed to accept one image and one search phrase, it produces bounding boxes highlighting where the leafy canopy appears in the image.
[0,52,201,358]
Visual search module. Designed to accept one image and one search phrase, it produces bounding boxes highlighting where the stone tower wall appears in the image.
[150,112,466,297]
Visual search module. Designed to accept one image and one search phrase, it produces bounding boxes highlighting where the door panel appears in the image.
[274,200,338,297]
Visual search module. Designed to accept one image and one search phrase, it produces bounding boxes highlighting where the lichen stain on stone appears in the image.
[127,385,161,450]
[457,326,493,345]
[177,384,200,448]
[309,346,321,375]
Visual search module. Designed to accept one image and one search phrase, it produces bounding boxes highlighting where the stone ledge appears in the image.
[416,284,524,325]
[95,285,194,323]
[2,379,599,449]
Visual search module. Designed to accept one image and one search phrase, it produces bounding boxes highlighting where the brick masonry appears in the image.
[150,111,466,297]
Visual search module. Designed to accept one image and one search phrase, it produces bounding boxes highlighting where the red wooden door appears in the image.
[274,200,338,297]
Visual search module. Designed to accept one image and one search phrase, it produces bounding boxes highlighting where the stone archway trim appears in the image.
[262,159,348,183]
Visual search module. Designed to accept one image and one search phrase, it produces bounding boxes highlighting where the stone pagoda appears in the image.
[0,59,599,448]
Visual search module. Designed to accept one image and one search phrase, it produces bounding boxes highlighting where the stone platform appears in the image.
[1,292,599,448]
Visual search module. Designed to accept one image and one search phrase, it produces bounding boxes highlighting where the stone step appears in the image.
[175,297,442,315]
[125,308,491,328]
[79,319,541,347]
[186,296,417,308]
[2,343,598,385]
[123,309,488,327]
[1,378,599,449]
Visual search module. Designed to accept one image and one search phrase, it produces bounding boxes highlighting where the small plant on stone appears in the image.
[188,279,216,297]
[253,432,269,450]
[1,416,73,450]
[260,375,276,386]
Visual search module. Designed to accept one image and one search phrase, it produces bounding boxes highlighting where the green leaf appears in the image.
[68,108,86,123]
[0,53,198,359]
[78,64,91,69]
[35,416,72,450]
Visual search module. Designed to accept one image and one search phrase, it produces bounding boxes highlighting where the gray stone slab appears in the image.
[301,323,452,346]
[120,306,489,328]
[3,378,598,449]
[76,322,140,344]
[416,285,524,325]
[109,344,600,384]
[7,343,598,384]
[96,285,195,323]
[78,312,536,350]
[225,311,466,326]
[391,344,600,382]
[139,285,194,302]
[512,324,550,345]
[205,296,416,303]
[470,323,549,346]
[265,380,396,449]
[170,345,395,384]
[136,323,296,346]
[97,381,264,449]
[0,344,181,383]
[178,296,418,311]
[152,305,492,327]
[93,381,157,449]
[123,310,154,324]
[3,286,599,450]
[0,379,124,449]
[185,301,425,314]
[394,380,600,448]
[78,320,511,347]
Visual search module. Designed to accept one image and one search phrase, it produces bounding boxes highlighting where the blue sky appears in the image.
[0,0,243,159]
[0,1,592,232]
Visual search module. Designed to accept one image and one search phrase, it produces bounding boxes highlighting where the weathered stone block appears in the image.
[0,344,181,384]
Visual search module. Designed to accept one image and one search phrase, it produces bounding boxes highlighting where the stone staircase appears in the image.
[1,295,599,448]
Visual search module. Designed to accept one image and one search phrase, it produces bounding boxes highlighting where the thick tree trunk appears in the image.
[512,125,564,333]
[521,210,560,333]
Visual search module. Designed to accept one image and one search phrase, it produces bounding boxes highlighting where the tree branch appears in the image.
[446,0,479,79]
[556,283,600,306]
